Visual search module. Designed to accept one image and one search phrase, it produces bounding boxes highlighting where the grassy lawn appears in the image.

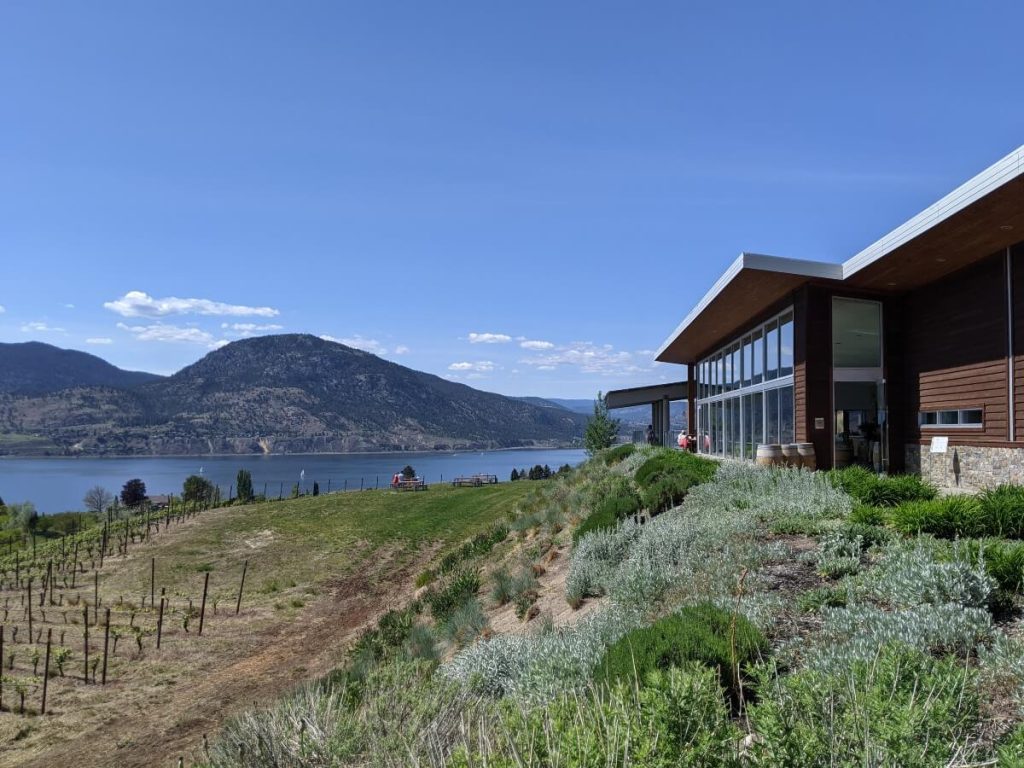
[0,481,542,768]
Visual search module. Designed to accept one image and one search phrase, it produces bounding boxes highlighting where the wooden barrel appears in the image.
[834,443,853,468]
[781,443,801,468]
[756,444,783,467]
[796,443,816,471]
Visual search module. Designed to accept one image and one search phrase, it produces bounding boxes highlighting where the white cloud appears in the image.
[117,322,225,348]
[64,303,76,309]
[520,341,642,376]
[21,321,66,333]
[320,334,387,355]
[468,332,511,344]
[85,337,113,345]
[105,290,279,319]
[220,322,284,337]
[0,304,5,313]
[520,339,555,350]
[393,345,410,355]
[448,361,495,372]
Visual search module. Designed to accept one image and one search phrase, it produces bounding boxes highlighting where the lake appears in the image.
[0,448,589,513]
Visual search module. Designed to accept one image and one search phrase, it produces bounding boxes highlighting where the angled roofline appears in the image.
[841,144,1024,277]
[654,252,842,360]
[656,144,1024,363]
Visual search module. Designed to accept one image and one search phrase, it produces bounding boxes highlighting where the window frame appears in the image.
[918,408,985,429]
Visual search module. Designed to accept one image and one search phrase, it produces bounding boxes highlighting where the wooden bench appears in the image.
[451,474,499,487]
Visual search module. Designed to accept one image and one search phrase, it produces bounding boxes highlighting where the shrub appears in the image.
[981,540,1024,592]
[425,570,480,623]
[634,450,717,489]
[602,443,636,465]
[640,472,695,515]
[748,646,982,767]
[797,585,849,613]
[491,567,515,606]
[808,531,864,579]
[440,598,487,647]
[861,542,992,609]
[978,484,1024,537]
[455,664,741,767]
[848,504,886,526]
[593,603,767,707]
[826,466,936,507]
[572,479,641,544]
[997,724,1024,768]
[889,495,982,538]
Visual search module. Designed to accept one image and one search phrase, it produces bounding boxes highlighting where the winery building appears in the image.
[653,145,1024,489]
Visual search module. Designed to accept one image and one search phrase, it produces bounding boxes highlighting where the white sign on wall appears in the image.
[930,436,948,454]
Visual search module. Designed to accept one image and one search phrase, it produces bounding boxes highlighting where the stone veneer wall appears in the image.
[905,444,1024,491]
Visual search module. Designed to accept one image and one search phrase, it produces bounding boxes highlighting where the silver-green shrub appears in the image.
[860,541,993,609]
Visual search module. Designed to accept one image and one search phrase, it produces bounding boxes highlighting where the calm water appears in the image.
[0,449,588,513]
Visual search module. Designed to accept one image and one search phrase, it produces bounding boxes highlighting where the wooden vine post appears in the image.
[157,589,166,649]
[235,559,248,615]
[94,571,100,624]
[102,608,111,685]
[198,572,210,636]
[83,604,89,683]
[41,627,52,714]
[27,577,33,641]
[151,557,155,609]
[0,625,4,710]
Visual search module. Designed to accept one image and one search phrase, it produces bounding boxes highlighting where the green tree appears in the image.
[312,481,320,496]
[5,502,38,532]
[235,469,254,503]
[584,391,620,455]
[182,475,215,504]
[510,468,519,481]
[401,465,416,479]
[120,478,148,508]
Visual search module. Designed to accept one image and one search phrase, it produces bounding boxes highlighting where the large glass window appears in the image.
[779,313,794,377]
[779,385,794,444]
[730,398,741,457]
[752,330,764,385]
[751,391,764,449]
[833,298,882,368]
[766,387,780,444]
[765,320,779,381]
[742,336,752,388]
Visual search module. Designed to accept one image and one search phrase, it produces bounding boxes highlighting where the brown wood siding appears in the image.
[902,251,1010,446]
[1013,243,1024,439]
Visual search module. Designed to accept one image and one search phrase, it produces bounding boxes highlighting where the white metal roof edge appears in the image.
[842,145,1024,277]
[654,252,841,360]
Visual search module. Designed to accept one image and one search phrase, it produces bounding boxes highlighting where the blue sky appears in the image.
[1,2,1022,397]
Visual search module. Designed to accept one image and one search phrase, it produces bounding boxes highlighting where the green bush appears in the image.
[424,570,480,623]
[978,484,1024,537]
[983,540,1024,592]
[748,646,981,767]
[634,450,717,489]
[997,722,1024,767]
[640,472,696,515]
[826,466,936,507]
[593,602,767,708]
[572,480,642,543]
[889,495,982,538]
[491,566,515,606]
[848,504,886,526]
[602,443,636,465]
[440,597,487,647]
[797,585,848,613]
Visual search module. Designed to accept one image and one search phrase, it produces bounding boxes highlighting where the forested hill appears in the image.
[0,335,587,456]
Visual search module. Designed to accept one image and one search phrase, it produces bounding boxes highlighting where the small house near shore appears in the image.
[615,145,1024,490]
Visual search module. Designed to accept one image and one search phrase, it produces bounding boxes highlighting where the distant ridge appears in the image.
[0,341,163,394]
[0,335,586,456]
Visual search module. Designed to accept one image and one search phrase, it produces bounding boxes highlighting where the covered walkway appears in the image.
[605,382,689,447]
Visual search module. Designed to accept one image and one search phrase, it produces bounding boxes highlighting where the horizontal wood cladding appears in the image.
[903,251,1010,445]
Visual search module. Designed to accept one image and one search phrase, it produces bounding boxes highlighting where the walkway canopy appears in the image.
[605,382,688,446]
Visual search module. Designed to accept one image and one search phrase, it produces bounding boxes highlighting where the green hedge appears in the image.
[602,443,636,465]
[572,482,642,544]
[634,450,718,489]
[826,466,937,507]
[593,602,767,708]
[891,488,1024,539]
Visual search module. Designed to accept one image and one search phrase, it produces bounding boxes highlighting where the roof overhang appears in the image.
[606,382,688,409]
[656,145,1024,365]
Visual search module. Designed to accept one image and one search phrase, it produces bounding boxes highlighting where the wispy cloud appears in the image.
[320,334,387,355]
[64,303,76,309]
[393,345,410,355]
[21,321,66,333]
[117,322,226,348]
[105,291,279,319]
[520,341,642,376]
[520,339,554,350]
[221,322,284,337]
[85,337,113,345]
[468,332,511,344]
[0,305,5,313]
[448,361,495,372]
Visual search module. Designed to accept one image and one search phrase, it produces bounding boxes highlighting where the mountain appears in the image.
[0,341,163,394]
[0,335,587,456]
[545,398,594,414]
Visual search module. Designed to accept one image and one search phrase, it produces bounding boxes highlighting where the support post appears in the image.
[198,572,210,636]
[41,628,52,713]
[235,559,248,615]
[102,608,111,685]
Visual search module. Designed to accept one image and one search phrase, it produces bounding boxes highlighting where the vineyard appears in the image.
[0,482,535,767]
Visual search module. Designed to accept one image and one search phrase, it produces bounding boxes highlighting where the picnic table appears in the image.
[451,474,499,487]
[393,478,427,491]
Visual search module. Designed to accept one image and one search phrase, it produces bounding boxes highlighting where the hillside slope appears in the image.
[0,335,586,455]
[0,341,162,394]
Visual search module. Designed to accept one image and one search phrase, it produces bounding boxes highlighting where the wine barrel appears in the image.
[756,444,783,467]
[796,442,817,471]
[781,443,801,468]
[834,443,853,468]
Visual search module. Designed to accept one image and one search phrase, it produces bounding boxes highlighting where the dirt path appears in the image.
[10,540,432,768]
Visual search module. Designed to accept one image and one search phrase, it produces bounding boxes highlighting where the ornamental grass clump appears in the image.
[826,466,937,507]
[978,483,1024,538]
[890,495,983,538]
[748,645,983,767]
